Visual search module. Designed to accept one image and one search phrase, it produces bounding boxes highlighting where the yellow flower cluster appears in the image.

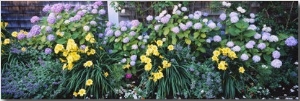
[104,72,109,77]
[150,70,164,82]
[73,88,86,97]
[85,33,96,43]
[156,40,163,47]
[3,39,10,45]
[85,79,93,86]
[162,60,171,68]
[211,47,238,71]
[83,60,93,67]
[146,44,159,56]
[56,30,64,37]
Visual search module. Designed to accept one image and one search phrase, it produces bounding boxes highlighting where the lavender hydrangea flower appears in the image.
[285,36,298,46]
[94,1,103,6]
[130,61,136,66]
[91,9,98,14]
[226,41,234,47]
[137,36,143,40]
[261,32,270,41]
[254,33,261,39]
[105,29,114,37]
[90,21,97,26]
[51,3,64,13]
[203,12,209,17]
[248,40,256,45]
[146,15,153,21]
[188,14,194,19]
[213,35,222,42]
[219,13,227,21]
[131,44,138,50]
[44,48,52,54]
[98,33,104,38]
[131,20,140,27]
[230,16,239,23]
[171,26,180,34]
[240,54,249,61]
[271,59,282,68]
[43,4,51,12]
[252,55,261,63]
[269,35,279,42]
[47,14,56,24]
[106,21,113,27]
[99,9,106,15]
[45,26,52,33]
[248,24,257,30]
[160,16,170,24]
[193,14,201,20]
[122,37,130,43]
[181,7,187,12]
[249,18,255,23]
[272,50,281,59]
[64,4,72,12]
[26,32,34,38]
[217,22,223,28]
[29,25,41,36]
[30,16,40,23]
[250,13,255,18]
[232,45,241,52]
[257,43,266,50]
[229,12,238,17]
[245,43,254,49]
[121,58,127,63]
[83,26,90,32]
[80,45,86,50]
[130,55,137,61]
[47,34,55,41]
[17,33,26,40]
[129,31,136,36]
[176,10,182,15]
[179,23,188,31]
[76,11,85,16]
[186,21,193,28]
[154,25,161,31]
[114,30,121,37]
[208,22,216,29]
[193,23,202,29]
[119,21,127,27]
[155,16,161,21]
[120,26,127,31]
[206,38,212,43]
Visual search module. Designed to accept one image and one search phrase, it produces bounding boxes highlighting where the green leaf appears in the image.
[40,35,46,43]
[235,20,249,29]
[244,30,256,37]
[163,27,170,35]
[194,32,200,39]
[263,54,271,62]
[80,38,85,44]
[197,47,206,53]
[56,38,66,44]
[278,33,289,40]
[178,33,184,39]
[171,34,177,45]
[228,26,239,36]
[72,32,80,39]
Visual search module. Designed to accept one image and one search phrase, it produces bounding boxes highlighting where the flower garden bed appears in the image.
[1,1,298,99]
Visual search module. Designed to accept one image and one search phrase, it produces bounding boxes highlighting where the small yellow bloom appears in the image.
[123,64,130,69]
[73,92,78,97]
[21,47,26,52]
[218,61,228,70]
[156,40,163,47]
[89,38,96,43]
[60,58,66,63]
[144,63,152,71]
[11,31,18,37]
[213,50,220,56]
[99,46,104,50]
[104,72,109,77]
[140,55,147,63]
[62,64,67,70]
[185,39,191,45]
[212,56,219,62]
[56,30,64,37]
[67,63,74,70]
[167,45,174,51]
[83,61,93,67]
[153,50,160,56]
[3,39,10,45]
[144,57,152,64]
[78,89,86,97]
[85,33,94,41]
[66,39,78,52]
[239,67,245,73]
[54,44,64,54]
[85,79,93,86]
[87,49,96,56]
[159,55,164,59]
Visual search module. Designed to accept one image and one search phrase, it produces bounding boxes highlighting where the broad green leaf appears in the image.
[72,32,80,39]
[197,47,206,53]
[80,38,85,44]
[194,32,200,39]
[40,35,46,43]
[178,33,184,39]
[56,38,66,44]
[171,34,177,45]
[163,28,170,35]
[235,20,249,29]
[263,54,271,62]
[244,30,256,37]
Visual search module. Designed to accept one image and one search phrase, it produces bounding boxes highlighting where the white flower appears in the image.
[232,45,241,52]
[226,3,231,7]
[269,35,279,42]
[172,5,178,14]
[159,10,167,18]
[250,13,255,18]
[241,54,249,61]
[146,15,153,21]
[183,16,188,19]
[176,10,181,15]
[294,61,298,65]
[144,35,150,39]
[178,3,182,7]
[237,6,246,13]
[131,44,138,50]
[248,24,257,30]
[138,36,143,40]
[114,2,119,7]
[162,38,166,42]
[249,18,255,23]
[121,9,125,13]
[64,20,70,24]
[206,38,212,43]
[222,1,227,6]
[83,26,90,31]
[203,18,208,23]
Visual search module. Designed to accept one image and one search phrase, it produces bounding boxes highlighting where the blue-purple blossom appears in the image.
[43,4,51,12]
[129,31,136,36]
[29,25,41,36]
[245,43,254,49]
[130,55,137,61]
[193,14,201,19]
[106,21,113,27]
[252,55,261,63]
[45,26,52,33]
[119,21,127,27]
[250,13,255,18]
[269,35,278,42]
[193,23,202,29]
[208,22,216,29]
[229,12,238,17]
[217,22,223,28]
[285,36,298,47]
[98,33,104,38]
[230,16,239,23]
[120,26,127,31]
[51,3,64,13]
[64,4,72,12]
[10,47,21,54]
[131,44,138,50]
[47,34,55,41]
[122,37,130,43]
[206,38,212,43]
[171,26,180,34]
[186,21,193,28]
[99,9,106,15]
[261,32,270,41]
[91,9,98,14]
[26,32,34,38]
[272,50,281,59]
[155,16,161,21]
[248,40,256,45]
[146,15,153,21]
[188,14,194,19]
[160,16,170,24]
[203,12,209,17]
[271,59,282,68]
[176,10,181,15]
[94,1,103,6]
[240,54,249,61]
[30,16,40,23]
[130,61,136,66]
[76,11,85,16]
[47,14,56,24]
[105,29,114,37]
[219,13,227,21]
[249,18,255,23]
[226,41,234,47]
[44,48,52,54]
[179,23,188,31]
[121,58,127,63]
[114,30,121,37]
[181,7,187,12]
[257,43,266,50]
[232,45,241,52]
[17,33,26,40]
[254,33,261,39]
[248,24,257,30]
[213,35,222,42]
[131,20,140,27]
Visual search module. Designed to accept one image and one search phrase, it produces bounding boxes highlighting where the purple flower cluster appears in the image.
[219,13,226,21]
[231,45,241,52]
[240,53,249,61]
[27,25,41,38]
[17,33,26,40]
[179,23,188,31]
[105,29,114,37]
[146,15,153,21]
[268,35,278,42]
[125,73,132,79]
[106,21,113,27]
[252,55,261,63]
[213,35,222,42]
[226,41,234,47]
[51,3,64,13]
[43,5,51,12]
[285,36,298,47]
[114,30,121,37]
[44,48,52,55]
[271,59,282,68]
[47,34,55,41]
[47,13,56,24]
[99,9,106,15]
[257,43,266,50]
[229,12,239,23]
[261,32,271,41]
[245,40,255,49]
[122,37,130,43]
[30,16,40,24]
[254,33,261,39]
[64,4,72,12]
[171,26,180,34]
[208,22,216,29]
[193,23,202,29]
[160,16,170,24]
[131,20,140,28]
[272,50,281,59]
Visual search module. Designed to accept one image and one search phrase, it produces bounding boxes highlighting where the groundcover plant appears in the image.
[1,1,298,99]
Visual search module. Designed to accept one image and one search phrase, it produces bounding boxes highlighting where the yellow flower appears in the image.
[144,57,152,64]
[62,64,67,70]
[213,50,220,56]
[85,33,94,41]
[218,61,228,70]
[11,31,18,37]
[99,46,104,50]
[212,56,219,62]
[21,47,26,52]
[104,72,109,77]
[85,79,93,86]
[63,51,69,57]
[239,67,245,73]
[56,30,64,37]
[144,63,152,71]
[67,63,74,70]
[87,49,96,56]
[60,58,66,63]
[162,60,168,66]
[123,64,130,69]
[84,46,89,53]
[3,39,10,45]
[167,45,174,51]
[83,61,93,67]
[159,55,164,59]
[78,89,86,97]
[69,52,80,61]
[140,55,147,63]
[66,39,78,52]
[89,38,96,43]
[146,48,153,56]
[54,44,64,54]
[228,51,238,59]
[153,50,160,56]
[156,40,163,47]
[185,39,191,45]
[73,92,78,97]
